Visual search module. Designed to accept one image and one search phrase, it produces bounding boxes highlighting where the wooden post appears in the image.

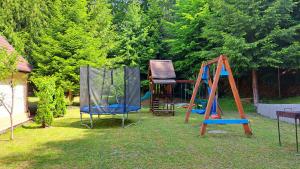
[148,65,154,113]
[200,56,223,135]
[185,63,204,123]
[277,68,281,98]
[224,57,252,135]
[252,69,259,106]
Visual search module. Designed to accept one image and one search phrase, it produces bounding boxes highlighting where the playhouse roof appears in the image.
[149,60,176,84]
[0,36,32,73]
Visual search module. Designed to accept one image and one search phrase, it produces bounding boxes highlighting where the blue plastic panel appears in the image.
[191,109,206,114]
[203,119,249,124]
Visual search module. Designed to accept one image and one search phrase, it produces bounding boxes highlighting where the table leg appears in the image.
[296,118,298,152]
[278,115,281,146]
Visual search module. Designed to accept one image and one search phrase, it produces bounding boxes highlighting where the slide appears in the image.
[141,91,151,101]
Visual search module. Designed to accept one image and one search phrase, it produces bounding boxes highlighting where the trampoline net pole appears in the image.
[123,67,126,127]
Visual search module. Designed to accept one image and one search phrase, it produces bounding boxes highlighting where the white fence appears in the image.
[257,104,300,124]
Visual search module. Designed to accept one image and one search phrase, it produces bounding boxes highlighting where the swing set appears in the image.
[185,55,252,136]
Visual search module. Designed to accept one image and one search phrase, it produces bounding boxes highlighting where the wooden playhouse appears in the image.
[148,60,176,115]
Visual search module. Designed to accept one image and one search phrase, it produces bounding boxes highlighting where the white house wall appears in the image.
[0,72,29,132]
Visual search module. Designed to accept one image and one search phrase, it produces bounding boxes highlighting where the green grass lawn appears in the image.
[1,102,299,168]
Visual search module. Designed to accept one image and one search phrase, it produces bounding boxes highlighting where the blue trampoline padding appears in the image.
[80,104,140,114]
[191,109,206,115]
[203,119,249,124]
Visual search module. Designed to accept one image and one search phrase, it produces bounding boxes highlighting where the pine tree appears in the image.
[32,76,56,128]
[110,0,173,87]
[201,0,300,105]
[139,0,165,73]
[110,0,147,66]
[0,0,49,57]
[165,0,299,103]
[31,0,115,99]
[164,0,209,78]
[54,87,67,117]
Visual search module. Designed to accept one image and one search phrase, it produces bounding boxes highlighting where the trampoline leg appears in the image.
[90,114,93,128]
[80,112,92,129]
[122,114,125,128]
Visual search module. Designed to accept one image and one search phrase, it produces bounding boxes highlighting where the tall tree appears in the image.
[141,0,175,68]
[109,0,147,66]
[202,0,300,105]
[110,0,174,87]
[32,76,56,128]
[0,0,49,57]
[164,0,209,79]
[31,0,115,100]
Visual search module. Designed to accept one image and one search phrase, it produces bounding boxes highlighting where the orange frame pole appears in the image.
[223,56,252,135]
[185,63,205,123]
[200,56,224,135]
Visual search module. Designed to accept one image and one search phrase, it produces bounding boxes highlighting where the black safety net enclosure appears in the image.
[80,66,141,128]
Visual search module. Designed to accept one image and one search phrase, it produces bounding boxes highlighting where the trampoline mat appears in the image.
[80,104,140,114]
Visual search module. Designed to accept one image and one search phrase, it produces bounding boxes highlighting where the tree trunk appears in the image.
[10,74,14,140]
[252,69,259,106]
[277,68,281,98]
[9,113,13,140]
[42,121,46,128]
[68,90,73,103]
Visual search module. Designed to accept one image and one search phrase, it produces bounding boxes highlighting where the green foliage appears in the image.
[0,0,49,56]
[164,0,209,78]
[32,77,56,127]
[165,0,300,78]
[31,0,115,95]
[1,0,299,95]
[139,0,170,73]
[0,48,18,80]
[202,0,300,71]
[54,87,67,117]
[110,0,173,87]
[110,0,146,66]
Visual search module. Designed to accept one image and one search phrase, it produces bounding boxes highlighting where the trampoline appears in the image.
[80,104,140,114]
[80,66,141,128]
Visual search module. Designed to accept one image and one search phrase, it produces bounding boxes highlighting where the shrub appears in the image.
[32,76,56,128]
[54,87,66,117]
